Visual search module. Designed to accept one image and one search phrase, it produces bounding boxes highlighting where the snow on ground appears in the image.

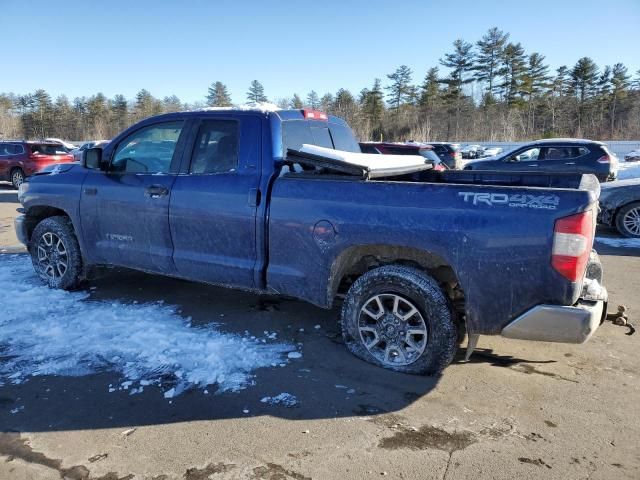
[0,255,295,398]
[595,237,640,248]
[260,393,299,407]
[617,160,640,180]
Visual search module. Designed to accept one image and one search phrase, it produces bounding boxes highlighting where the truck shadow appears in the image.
[1,265,441,433]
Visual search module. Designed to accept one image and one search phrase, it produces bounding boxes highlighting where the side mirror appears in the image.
[84,147,104,170]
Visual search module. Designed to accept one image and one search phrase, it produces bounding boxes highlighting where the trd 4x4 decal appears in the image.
[458,192,560,210]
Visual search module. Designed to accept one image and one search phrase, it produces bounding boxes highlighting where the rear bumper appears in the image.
[14,214,29,245]
[502,250,607,344]
[501,299,606,343]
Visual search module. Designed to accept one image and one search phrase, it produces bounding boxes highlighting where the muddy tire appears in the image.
[615,202,640,238]
[341,265,458,375]
[30,216,83,290]
[10,168,24,189]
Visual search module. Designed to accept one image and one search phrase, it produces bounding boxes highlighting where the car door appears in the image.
[169,115,262,289]
[495,147,541,171]
[536,146,581,173]
[0,143,10,179]
[79,120,187,273]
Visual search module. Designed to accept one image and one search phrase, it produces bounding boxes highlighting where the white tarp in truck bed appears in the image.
[288,144,432,179]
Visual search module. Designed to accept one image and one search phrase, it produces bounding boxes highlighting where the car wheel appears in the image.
[30,216,83,289]
[11,168,24,189]
[341,265,457,375]
[615,202,640,238]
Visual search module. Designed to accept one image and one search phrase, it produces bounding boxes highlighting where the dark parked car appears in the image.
[598,178,640,237]
[425,142,462,169]
[359,142,447,170]
[464,139,618,182]
[0,141,75,188]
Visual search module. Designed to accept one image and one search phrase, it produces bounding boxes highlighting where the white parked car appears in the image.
[624,149,640,162]
[460,144,483,159]
[44,138,77,151]
[478,146,503,158]
[72,140,109,162]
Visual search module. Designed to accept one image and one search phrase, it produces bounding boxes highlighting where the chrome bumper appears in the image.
[501,296,606,344]
[14,214,28,246]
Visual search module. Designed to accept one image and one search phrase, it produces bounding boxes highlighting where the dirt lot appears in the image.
[0,183,639,480]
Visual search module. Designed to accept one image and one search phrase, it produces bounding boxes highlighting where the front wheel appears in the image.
[30,216,83,289]
[341,265,458,375]
[616,202,640,238]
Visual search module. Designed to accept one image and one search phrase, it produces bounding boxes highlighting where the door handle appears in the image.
[145,185,169,198]
[528,164,538,167]
[84,187,97,195]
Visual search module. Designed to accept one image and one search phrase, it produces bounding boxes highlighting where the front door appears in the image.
[80,120,186,273]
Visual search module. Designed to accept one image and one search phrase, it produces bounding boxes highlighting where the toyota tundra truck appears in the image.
[14,107,608,374]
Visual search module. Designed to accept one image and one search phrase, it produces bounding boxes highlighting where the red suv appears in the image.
[0,141,75,188]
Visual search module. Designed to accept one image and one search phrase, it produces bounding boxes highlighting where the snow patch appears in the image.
[0,255,293,397]
[194,102,281,114]
[595,236,640,248]
[260,393,299,407]
[617,161,640,180]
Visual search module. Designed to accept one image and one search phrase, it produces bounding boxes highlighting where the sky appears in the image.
[2,0,639,104]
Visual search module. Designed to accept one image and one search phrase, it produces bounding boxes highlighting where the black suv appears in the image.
[424,142,462,169]
[463,139,618,182]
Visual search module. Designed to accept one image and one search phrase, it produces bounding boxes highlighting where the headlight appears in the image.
[18,182,29,202]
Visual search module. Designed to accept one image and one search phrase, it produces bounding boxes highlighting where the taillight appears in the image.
[552,210,593,282]
[303,109,328,121]
[596,155,610,164]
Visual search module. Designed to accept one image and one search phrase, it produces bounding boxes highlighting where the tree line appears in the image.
[1,27,639,143]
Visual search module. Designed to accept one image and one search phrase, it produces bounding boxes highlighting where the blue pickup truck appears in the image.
[15,107,608,375]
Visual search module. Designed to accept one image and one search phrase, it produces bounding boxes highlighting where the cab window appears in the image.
[111,121,183,173]
[189,120,239,174]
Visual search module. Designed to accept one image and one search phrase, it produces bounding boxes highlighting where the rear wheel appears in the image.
[616,202,640,238]
[30,216,83,289]
[341,265,458,375]
[10,168,24,189]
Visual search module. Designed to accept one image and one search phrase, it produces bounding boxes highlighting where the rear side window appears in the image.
[189,120,239,174]
[542,146,590,160]
[29,144,67,155]
[282,120,360,153]
[328,123,360,152]
[0,143,8,155]
[359,144,379,154]
[419,150,440,163]
[283,120,331,152]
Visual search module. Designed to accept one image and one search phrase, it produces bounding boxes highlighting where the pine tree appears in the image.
[290,93,303,109]
[609,63,630,137]
[246,80,268,103]
[440,40,474,137]
[306,90,320,109]
[418,67,441,108]
[206,81,232,107]
[320,93,334,113]
[385,65,413,110]
[111,94,129,133]
[363,79,384,133]
[473,27,509,102]
[521,52,550,133]
[498,42,527,106]
[571,57,599,133]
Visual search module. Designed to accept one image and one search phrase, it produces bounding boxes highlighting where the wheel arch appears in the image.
[327,244,465,323]
[24,206,74,244]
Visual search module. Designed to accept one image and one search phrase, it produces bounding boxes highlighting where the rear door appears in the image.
[169,115,262,288]
[80,120,187,273]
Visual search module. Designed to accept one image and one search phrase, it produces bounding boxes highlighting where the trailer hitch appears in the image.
[606,305,635,336]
